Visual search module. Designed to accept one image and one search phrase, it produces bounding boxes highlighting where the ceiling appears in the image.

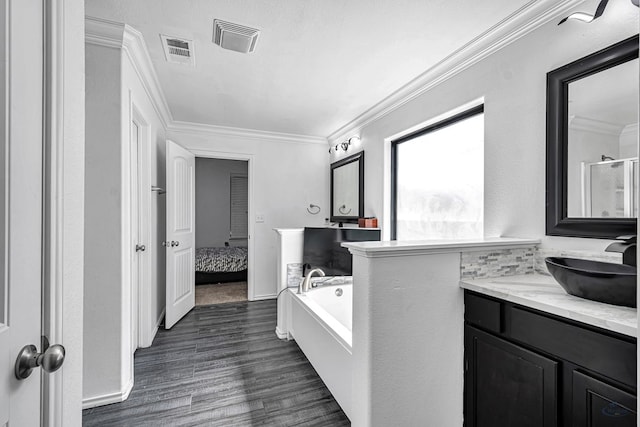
[569,57,639,127]
[86,0,532,137]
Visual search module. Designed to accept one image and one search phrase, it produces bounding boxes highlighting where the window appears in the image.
[391,105,484,240]
[229,174,248,240]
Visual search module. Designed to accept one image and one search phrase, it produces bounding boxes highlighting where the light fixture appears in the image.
[558,0,639,25]
[558,0,608,24]
[329,135,361,154]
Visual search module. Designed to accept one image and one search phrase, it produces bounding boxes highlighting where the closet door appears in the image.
[165,140,195,329]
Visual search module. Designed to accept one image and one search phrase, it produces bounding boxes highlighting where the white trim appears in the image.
[149,308,166,344]
[121,26,172,128]
[82,378,134,410]
[44,1,85,426]
[84,15,124,49]
[327,0,584,143]
[168,120,327,145]
[85,16,327,146]
[253,293,277,300]
[191,149,256,301]
[569,115,624,136]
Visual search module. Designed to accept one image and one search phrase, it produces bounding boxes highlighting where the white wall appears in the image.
[121,52,167,347]
[84,42,124,402]
[84,35,167,405]
[195,158,248,248]
[330,0,638,254]
[567,124,620,216]
[168,130,330,299]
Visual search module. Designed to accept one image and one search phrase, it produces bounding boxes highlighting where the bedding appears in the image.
[195,246,248,273]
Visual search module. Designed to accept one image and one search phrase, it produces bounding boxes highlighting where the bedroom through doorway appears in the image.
[194,157,249,306]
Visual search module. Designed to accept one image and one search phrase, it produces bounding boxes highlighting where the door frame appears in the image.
[128,100,151,350]
[42,0,85,425]
[190,149,255,301]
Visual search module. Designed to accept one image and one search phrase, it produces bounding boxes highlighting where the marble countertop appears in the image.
[343,236,540,257]
[460,274,637,338]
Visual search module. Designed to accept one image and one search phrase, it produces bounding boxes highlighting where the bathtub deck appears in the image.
[82,299,350,426]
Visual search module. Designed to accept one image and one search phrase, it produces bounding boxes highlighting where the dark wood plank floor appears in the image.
[82,300,350,426]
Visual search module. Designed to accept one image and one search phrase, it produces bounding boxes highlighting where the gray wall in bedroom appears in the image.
[195,157,248,248]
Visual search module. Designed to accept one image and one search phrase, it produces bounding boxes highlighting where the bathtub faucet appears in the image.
[299,268,325,294]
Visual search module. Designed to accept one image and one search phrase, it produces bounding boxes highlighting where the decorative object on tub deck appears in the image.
[358,217,378,228]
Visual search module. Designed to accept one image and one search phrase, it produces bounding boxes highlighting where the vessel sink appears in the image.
[545,257,637,308]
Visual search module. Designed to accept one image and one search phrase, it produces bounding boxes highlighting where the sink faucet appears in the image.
[605,235,636,267]
[299,268,325,294]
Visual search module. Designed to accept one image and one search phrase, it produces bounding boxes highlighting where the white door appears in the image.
[165,140,195,329]
[131,120,140,350]
[0,0,48,425]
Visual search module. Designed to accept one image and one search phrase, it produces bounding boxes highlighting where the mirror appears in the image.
[331,151,364,223]
[546,35,639,238]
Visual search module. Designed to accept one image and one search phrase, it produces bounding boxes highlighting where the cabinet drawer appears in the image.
[464,292,501,334]
[510,307,636,388]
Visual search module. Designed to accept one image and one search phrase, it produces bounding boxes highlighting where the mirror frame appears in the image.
[330,151,364,223]
[546,34,639,239]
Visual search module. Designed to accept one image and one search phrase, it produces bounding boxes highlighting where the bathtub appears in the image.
[288,282,353,420]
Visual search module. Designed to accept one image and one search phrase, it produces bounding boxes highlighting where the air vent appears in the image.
[213,19,260,54]
[160,35,195,66]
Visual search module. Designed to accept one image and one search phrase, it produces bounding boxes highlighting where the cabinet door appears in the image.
[573,370,636,427]
[465,326,558,427]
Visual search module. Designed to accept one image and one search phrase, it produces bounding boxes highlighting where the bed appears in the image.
[195,246,248,285]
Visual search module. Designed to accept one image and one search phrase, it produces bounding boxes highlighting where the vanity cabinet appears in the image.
[464,290,637,427]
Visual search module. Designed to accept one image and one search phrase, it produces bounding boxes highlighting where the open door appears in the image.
[1,0,52,425]
[165,140,196,329]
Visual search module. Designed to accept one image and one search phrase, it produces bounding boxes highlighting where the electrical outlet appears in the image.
[256,214,265,223]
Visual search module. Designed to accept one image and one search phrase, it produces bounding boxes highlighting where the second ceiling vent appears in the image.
[213,19,260,54]
[160,35,195,66]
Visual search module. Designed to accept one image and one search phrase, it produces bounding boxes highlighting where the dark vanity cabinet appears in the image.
[464,291,637,427]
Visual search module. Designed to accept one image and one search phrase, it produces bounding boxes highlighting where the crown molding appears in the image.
[85,16,327,145]
[620,122,639,136]
[569,115,624,136]
[328,0,584,143]
[85,16,124,49]
[167,120,327,145]
[85,16,174,128]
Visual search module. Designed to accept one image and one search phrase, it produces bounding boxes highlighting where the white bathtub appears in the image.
[288,283,353,420]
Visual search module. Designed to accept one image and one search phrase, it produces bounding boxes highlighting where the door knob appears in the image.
[15,344,65,380]
[136,244,146,252]
[171,241,180,247]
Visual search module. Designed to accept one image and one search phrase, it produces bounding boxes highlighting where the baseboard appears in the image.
[252,293,277,301]
[82,377,134,409]
[152,308,165,339]
[275,326,288,340]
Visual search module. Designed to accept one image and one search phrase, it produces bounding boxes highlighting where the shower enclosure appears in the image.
[581,157,638,218]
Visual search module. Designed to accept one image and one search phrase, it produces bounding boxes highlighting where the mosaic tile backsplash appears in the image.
[461,248,536,279]
[533,248,621,275]
[461,246,623,279]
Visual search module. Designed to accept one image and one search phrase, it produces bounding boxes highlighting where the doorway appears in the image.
[194,157,249,305]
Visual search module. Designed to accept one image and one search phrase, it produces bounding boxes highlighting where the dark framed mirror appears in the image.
[546,35,639,239]
[330,151,364,223]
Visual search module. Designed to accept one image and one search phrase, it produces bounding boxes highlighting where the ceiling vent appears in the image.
[160,35,195,66]
[213,19,260,54]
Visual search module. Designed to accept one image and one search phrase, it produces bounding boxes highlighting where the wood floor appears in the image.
[82,300,350,426]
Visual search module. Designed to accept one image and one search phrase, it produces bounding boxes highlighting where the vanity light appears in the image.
[558,0,638,25]
[329,135,361,154]
[558,0,608,24]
